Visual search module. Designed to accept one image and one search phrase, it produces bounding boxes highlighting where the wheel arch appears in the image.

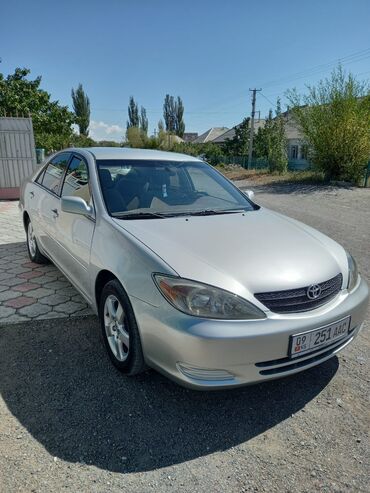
[23,210,30,231]
[95,270,119,311]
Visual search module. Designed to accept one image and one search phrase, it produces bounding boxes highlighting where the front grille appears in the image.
[255,273,343,313]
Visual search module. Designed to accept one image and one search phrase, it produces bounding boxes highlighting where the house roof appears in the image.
[192,127,230,144]
[212,119,266,144]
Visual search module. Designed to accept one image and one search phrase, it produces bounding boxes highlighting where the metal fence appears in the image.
[0,117,37,199]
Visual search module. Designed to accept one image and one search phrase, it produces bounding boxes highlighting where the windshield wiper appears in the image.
[113,211,169,219]
[184,209,248,217]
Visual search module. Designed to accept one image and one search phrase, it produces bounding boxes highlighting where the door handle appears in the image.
[29,191,34,198]
[51,208,59,217]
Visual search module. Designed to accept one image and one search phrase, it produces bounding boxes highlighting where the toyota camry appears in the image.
[19,148,369,389]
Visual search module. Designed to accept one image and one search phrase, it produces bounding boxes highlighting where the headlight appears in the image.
[347,252,359,291]
[153,275,266,320]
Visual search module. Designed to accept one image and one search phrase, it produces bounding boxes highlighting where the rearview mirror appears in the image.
[61,196,94,217]
[244,190,255,201]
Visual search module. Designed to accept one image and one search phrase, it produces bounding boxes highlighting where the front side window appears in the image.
[41,153,71,194]
[61,156,91,203]
[97,159,257,217]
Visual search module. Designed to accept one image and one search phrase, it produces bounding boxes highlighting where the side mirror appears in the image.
[244,190,255,201]
[61,196,94,217]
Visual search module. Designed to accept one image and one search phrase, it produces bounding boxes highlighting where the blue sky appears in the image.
[1,0,370,141]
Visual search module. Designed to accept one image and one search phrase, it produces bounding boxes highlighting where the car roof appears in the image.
[70,147,202,162]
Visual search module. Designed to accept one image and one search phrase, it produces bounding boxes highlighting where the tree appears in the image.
[286,65,370,183]
[157,119,164,133]
[0,67,75,151]
[125,126,147,148]
[140,106,148,134]
[175,96,185,137]
[127,96,139,128]
[71,83,90,136]
[254,99,288,173]
[223,118,250,155]
[163,94,185,136]
[163,94,176,133]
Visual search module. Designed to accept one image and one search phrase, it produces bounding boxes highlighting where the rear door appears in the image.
[55,154,95,301]
[35,153,71,259]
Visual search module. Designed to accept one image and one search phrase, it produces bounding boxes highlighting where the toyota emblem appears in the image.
[307,284,322,300]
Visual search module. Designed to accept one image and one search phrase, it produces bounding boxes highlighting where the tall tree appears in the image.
[157,119,164,133]
[287,65,370,183]
[0,67,75,151]
[253,99,288,173]
[71,83,90,136]
[175,96,185,137]
[140,106,148,134]
[163,94,176,132]
[127,96,139,128]
[163,94,185,137]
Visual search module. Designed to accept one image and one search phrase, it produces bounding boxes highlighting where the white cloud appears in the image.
[89,120,125,142]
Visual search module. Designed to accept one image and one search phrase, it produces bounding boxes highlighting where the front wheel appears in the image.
[99,279,146,375]
[26,219,49,264]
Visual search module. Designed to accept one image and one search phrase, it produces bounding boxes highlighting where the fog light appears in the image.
[177,363,234,381]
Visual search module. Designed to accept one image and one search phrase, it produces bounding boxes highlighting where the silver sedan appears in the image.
[19,147,369,389]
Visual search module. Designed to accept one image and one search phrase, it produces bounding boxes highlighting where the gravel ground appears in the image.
[0,184,369,493]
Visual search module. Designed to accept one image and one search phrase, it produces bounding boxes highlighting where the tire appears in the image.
[26,218,49,264]
[99,279,146,375]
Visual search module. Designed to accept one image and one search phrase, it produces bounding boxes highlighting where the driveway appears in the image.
[0,184,369,492]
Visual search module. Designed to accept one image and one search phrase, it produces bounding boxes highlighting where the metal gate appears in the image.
[0,117,37,199]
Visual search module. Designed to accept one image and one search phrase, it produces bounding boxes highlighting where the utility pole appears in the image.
[247,88,261,169]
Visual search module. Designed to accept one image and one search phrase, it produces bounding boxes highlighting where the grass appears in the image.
[215,165,326,186]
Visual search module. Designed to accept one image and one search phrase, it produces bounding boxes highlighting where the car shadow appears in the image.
[0,315,338,473]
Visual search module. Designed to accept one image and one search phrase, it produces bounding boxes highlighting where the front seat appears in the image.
[98,169,127,214]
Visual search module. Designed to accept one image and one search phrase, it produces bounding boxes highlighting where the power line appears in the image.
[258,48,370,90]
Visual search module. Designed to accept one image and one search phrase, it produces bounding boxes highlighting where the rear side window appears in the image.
[41,153,71,194]
[61,156,91,203]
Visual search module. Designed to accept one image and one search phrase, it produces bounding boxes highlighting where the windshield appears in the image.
[96,159,257,217]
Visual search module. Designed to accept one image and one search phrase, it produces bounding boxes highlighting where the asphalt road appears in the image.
[0,183,369,493]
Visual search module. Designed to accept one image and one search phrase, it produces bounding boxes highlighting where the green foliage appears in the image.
[69,134,96,148]
[71,83,90,136]
[127,96,139,128]
[158,119,164,133]
[96,140,122,147]
[0,67,75,153]
[254,99,288,173]
[175,96,185,137]
[286,65,370,183]
[125,126,148,148]
[163,94,185,137]
[222,118,250,156]
[140,106,148,134]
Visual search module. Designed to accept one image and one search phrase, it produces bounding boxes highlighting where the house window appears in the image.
[300,145,308,160]
[290,145,299,159]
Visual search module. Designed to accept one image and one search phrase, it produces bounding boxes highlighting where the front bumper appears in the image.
[131,277,369,390]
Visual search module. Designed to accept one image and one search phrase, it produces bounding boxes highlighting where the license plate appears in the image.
[289,316,351,358]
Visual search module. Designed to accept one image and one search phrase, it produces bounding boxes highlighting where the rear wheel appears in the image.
[99,279,146,375]
[26,218,49,264]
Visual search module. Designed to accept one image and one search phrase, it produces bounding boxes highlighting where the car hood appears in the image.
[113,208,347,300]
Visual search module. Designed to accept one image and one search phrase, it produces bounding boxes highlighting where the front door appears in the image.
[55,154,95,302]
